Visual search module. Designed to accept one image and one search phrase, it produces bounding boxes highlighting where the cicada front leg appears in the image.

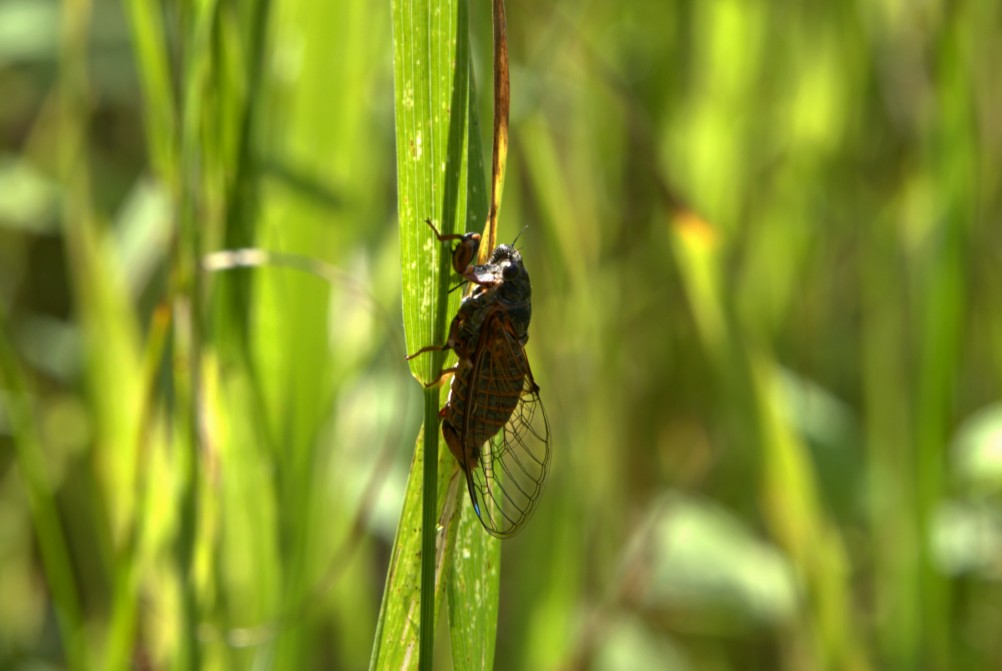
[404,343,449,361]
[405,341,458,389]
[422,365,457,389]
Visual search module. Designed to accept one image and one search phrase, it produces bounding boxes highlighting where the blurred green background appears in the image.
[2,0,1001,669]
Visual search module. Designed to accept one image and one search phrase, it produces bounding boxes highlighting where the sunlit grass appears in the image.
[1,0,1000,669]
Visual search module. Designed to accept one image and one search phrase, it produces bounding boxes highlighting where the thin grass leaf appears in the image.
[484,0,509,257]
[448,500,500,671]
[395,0,471,379]
[375,0,484,668]
[0,311,89,669]
[445,64,501,671]
[121,0,177,187]
[370,427,464,671]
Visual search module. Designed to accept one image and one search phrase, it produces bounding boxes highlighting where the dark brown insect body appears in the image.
[408,224,550,537]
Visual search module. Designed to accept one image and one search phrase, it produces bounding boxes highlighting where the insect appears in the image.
[407,221,550,537]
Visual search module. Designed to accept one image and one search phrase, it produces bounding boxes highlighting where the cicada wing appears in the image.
[471,380,550,537]
[466,319,551,538]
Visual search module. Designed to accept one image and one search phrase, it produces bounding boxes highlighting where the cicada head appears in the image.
[421,219,481,277]
[493,245,532,333]
[450,232,481,276]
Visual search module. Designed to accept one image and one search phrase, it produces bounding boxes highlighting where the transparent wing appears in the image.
[464,313,551,538]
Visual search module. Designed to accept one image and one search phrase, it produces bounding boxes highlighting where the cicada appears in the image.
[407,221,550,537]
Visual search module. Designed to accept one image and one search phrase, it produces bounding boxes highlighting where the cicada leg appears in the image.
[404,343,449,361]
[424,219,481,276]
[423,365,457,389]
[405,342,458,388]
[405,304,470,364]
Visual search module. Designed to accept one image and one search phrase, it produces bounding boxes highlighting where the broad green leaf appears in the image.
[396,0,472,382]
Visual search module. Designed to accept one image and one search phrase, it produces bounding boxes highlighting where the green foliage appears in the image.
[2,0,1001,670]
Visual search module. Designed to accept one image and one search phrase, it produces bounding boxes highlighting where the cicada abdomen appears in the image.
[443,309,550,537]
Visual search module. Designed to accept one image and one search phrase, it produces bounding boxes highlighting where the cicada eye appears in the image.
[452,233,481,274]
[501,262,520,280]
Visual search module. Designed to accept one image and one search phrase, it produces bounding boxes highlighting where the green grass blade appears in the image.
[395,0,470,377]
[0,311,89,669]
[447,503,500,671]
[369,414,463,671]
[377,0,477,668]
[121,0,177,188]
[446,69,500,671]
